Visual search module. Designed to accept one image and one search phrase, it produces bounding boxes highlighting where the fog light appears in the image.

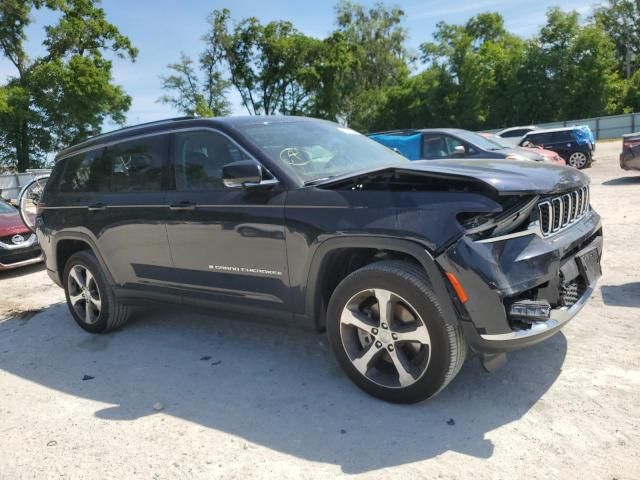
[508,300,551,323]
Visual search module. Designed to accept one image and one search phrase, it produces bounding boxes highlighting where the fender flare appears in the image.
[303,235,460,330]
[51,230,116,286]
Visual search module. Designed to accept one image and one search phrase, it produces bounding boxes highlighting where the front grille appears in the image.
[538,186,589,236]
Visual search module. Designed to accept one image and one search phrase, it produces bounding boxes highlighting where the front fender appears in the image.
[299,235,460,330]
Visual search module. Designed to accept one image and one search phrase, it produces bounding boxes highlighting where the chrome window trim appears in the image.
[55,126,279,190]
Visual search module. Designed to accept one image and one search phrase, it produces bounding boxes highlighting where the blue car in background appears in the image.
[519,126,595,169]
[368,128,546,162]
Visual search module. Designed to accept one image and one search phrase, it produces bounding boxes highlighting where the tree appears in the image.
[418,13,525,129]
[524,8,624,121]
[331,1,411,128]
[0,0,137,171]
[593,0,640,78]
[203,9,322,116]
[158,53,230,117]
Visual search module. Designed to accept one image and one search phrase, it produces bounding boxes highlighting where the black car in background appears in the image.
[520,127,595,169]
[370,128,547,162]
[32,116,602,403]
[620,132,640,172]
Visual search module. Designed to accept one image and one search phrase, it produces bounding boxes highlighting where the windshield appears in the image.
[235,119,408,184]
[454,130,506,151]
[0,200,15,214]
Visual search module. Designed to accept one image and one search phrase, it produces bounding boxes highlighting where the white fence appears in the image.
[490,112,640,140]
[0,170,51,202]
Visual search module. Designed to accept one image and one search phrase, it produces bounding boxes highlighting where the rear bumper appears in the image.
[437,208,602,354]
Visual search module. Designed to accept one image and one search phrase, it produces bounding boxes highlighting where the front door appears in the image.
[165,129,291,315]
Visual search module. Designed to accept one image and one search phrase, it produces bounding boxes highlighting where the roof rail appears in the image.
[59,116,197,156]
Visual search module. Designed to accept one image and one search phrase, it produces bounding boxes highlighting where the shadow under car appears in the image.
[0,304,567,474]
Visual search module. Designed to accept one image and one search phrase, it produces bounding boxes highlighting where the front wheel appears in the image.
[326,260,466,403]
[567,151,591,169]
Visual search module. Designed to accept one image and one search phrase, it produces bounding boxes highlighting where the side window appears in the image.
[58,149,110,193]
[446,136,471,155]
[104,136,166,192]
[173,130,249,191]
[551,131,573,143]
[528,133,552,146]
[502,130,521,138]
[422,134,450,159]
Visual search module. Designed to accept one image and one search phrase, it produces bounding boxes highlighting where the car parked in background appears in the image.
[520,126,595,169]
[494,126,538,145]
[482,134,566,166]
[369,128,547,163]
[620,132,640,172]
[0,198,43,271]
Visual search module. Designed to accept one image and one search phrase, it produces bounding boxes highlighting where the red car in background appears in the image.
[482,134,567,166]
[0,199,43,271]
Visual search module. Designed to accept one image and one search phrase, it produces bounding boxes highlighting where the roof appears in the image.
[55,115,319,160]
[524,126,587,135]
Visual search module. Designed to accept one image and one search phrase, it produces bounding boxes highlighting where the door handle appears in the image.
[169,202,196,211]
[87,203,106,212]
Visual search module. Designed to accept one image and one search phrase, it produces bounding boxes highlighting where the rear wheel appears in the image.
[326,260,466,403]
[63,250,131,333]
[568,151,590,169]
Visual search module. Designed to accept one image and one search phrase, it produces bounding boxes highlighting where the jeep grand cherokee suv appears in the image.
[33,116,603,403]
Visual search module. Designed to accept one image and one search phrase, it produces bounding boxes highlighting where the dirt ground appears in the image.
[1,142,639,479]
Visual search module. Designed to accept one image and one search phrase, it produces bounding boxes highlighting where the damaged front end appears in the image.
[315,159,603,358]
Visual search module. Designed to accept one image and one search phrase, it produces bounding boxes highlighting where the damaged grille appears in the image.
[538,186,589,236]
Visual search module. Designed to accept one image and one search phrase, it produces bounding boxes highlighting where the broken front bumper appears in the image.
[437,208,602,354]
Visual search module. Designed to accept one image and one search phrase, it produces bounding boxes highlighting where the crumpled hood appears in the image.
[401,159,587,194]
[316,158,588,195]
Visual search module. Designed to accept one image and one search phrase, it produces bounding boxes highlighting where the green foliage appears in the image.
[0,0,136,170]
[200,9,324,115]
[363,8,631,132]
[158,53,231,117]
[593,0,640,78]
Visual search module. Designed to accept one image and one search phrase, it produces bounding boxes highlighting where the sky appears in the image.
[0,0,600,132]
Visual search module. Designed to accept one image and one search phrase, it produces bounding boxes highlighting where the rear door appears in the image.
[94,134,176,294]
[165,129,291,315]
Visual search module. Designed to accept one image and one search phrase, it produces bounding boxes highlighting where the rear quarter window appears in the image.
[55,134,168,194]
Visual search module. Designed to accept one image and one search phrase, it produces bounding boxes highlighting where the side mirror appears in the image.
[452,145,466,156]
[222,160,277,189]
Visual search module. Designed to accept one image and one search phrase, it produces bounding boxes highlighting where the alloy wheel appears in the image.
[339,288,431,389]
[569,152,588,168]
[67,265,102,325]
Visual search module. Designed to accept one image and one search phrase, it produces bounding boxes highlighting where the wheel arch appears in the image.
[304,236,459,331]
[53,232,115,286]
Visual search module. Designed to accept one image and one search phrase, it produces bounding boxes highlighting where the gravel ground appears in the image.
[1,142,639,479]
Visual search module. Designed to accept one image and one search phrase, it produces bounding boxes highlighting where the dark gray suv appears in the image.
[32,116,603,403]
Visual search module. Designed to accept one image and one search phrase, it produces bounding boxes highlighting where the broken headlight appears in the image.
[458,195,539,239]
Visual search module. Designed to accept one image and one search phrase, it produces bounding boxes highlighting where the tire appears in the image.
[63,250,131,333]
[567,150,591,169]
[326,260,466,403]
